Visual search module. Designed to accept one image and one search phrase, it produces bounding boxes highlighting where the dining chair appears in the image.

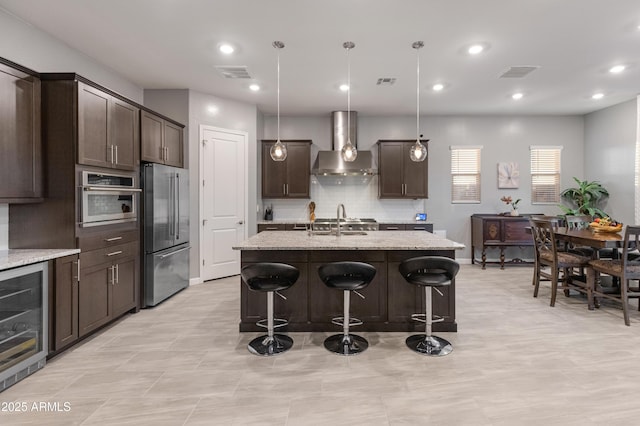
[564,214,595,257]
[529,218,592,307]
[586,226,640,326]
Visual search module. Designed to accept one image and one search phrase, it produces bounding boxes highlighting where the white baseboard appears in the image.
[189,277,203,285]
[456,257,472,265]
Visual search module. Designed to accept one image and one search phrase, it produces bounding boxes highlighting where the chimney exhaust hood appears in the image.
[311,111,377,176]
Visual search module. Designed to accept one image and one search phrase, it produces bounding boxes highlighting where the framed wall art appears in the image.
[498,162,519,189]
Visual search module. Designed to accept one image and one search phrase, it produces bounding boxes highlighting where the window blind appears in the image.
[530,147,561,203]
[451,147,481,203]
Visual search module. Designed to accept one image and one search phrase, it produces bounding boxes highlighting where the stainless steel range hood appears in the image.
[311,111,377,176]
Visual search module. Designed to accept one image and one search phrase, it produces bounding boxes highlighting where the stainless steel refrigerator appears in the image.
[142,163,190,307]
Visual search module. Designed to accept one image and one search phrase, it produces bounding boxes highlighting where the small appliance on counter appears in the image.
[415,213,427,221]
[264,205,273,221]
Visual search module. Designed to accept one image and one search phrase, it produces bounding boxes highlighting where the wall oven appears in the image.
[81,171,141,227]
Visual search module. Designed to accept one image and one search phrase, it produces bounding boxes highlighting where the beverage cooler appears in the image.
[0,262,48,392]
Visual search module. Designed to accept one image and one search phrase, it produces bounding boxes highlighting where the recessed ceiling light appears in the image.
[609,64,626,73]
[432,83,445,91]
[219,43,235,54]
[592,93,604,100]
[249,84,260,91]
[512,92,524,100]
[339,84,349,92]
[468,44,484,55]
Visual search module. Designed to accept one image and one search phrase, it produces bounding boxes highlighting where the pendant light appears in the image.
[341,41,357,162]
[270,41,287,161]
[410,41,428,162]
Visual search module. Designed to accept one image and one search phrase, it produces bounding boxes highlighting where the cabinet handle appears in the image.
[266,227,279,230]
[115,264,119,284]
[413,227,426,230]
[110,145,115,164]
[114,145,118,164]
[283,184,286,195]
[165,147,169,161]
[107,250,123,257]
[105,236,123,242]
[109,265,115,285]
[292,225,306,230]
[73,260,80,283]
[386,227,399,230]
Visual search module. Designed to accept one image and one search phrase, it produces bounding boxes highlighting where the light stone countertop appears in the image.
[257,220,434,225]
[233,231,464,251]
[0,249,81,271]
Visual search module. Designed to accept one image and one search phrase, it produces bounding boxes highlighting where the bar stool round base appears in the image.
[248,334,293,356]
[406,334,452,356]
[324,334,368,355]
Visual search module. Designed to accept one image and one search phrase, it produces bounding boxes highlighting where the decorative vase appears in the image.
[510,209,519,216]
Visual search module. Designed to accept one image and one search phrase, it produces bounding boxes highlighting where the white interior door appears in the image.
[200,126,247,281]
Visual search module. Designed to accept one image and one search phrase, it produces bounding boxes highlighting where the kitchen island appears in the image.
[233,231,464,332]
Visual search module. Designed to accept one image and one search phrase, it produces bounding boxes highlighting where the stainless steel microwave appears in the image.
[81,171,141,227]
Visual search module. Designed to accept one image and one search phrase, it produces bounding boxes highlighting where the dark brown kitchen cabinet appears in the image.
[379,223,433,232]
[77,82,139,171]
[78,241,139,337]
[262,140,311,198]
[141,110,184,168]
[257,224,286,232]
[0,58,42,203]
[52,254,79,352]
[377,140,428,199]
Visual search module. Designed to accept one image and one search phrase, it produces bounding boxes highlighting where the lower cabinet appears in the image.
[78,252,138,338]
[52,254,79,352]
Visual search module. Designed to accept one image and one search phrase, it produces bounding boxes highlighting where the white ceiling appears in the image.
[1,0,639,116]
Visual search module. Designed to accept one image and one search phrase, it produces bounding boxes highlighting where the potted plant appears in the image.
[559,177,609,218]
[500,196,521,216]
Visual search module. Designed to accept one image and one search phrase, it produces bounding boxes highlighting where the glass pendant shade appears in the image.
[341,41,357,162]
[270,139,287,161]
[411,41,427,162]
[410,139,428,162]
[270,41,287,161]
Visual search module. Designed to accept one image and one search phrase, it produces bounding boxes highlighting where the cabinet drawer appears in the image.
[285,223,308,231]
[407,224,433,232]
[379,224,406,231]
[258,224,286,232]
[78,229,139,252]
[80,241,139,269]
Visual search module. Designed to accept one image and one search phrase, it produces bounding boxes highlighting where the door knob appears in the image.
[237,220,244,225]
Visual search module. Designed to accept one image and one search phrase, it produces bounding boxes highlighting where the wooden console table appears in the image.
[471,214,539,269]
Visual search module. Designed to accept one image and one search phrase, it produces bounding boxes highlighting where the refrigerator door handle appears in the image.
[176,173,180,240]
[169,174,175,238]
[159,246,191,259]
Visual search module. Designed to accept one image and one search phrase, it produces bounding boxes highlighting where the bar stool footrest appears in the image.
[330,316,363,327]
[256,318,288,330]
[410,313,444,324]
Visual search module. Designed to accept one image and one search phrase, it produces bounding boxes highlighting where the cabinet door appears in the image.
[0,63,42,201]
[112,256,138,318]
[53,254,79,351]
[378,142,404,198]
[78,262,112,337]
[78,83,111,168]
[261,142,287,198]
[163,121,184,168]
[285,142,310,198]
[403,143,428,198]
[379,224,406,231]
[111,98,139,170]
[141,110,164,163]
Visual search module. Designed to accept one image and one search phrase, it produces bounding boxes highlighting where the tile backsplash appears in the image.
[262,176,425,221]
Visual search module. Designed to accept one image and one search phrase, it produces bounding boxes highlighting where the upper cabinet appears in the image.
[0,59,42,203]
[377,140,428,199]
[141,110,184,168]
[77,82,139,171]
[262,140,311,199]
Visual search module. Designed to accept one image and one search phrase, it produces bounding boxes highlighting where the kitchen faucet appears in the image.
[336,203,346,236]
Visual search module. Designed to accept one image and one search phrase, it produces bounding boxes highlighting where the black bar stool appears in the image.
[241,263,300,356]
[399,256,460,356]
[318,261,376,355]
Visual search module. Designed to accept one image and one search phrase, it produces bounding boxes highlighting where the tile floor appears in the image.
[1,265,639,425]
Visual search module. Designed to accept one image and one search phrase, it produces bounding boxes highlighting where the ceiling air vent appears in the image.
[499,66,539,78]
[215,65,252,79]
[376,77,396,86]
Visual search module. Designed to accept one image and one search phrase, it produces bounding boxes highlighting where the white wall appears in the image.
[0,8,143,102]
[584,99,638,225]
[263,114,586,260]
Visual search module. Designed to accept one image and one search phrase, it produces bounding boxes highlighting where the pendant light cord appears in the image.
[347,44,351,143]
[416,44,420,142]
[277,45,281,142]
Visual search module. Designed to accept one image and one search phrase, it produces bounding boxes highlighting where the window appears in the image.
[530,146,562,204]
[450,146,482,203]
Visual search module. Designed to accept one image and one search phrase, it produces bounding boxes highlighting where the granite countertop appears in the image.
[0,249,81,271]
[258,219,433,225]
[378,220,434,225]
[233,230,464,251]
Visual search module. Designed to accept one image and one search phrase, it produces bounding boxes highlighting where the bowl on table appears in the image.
[589,222,623,233]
